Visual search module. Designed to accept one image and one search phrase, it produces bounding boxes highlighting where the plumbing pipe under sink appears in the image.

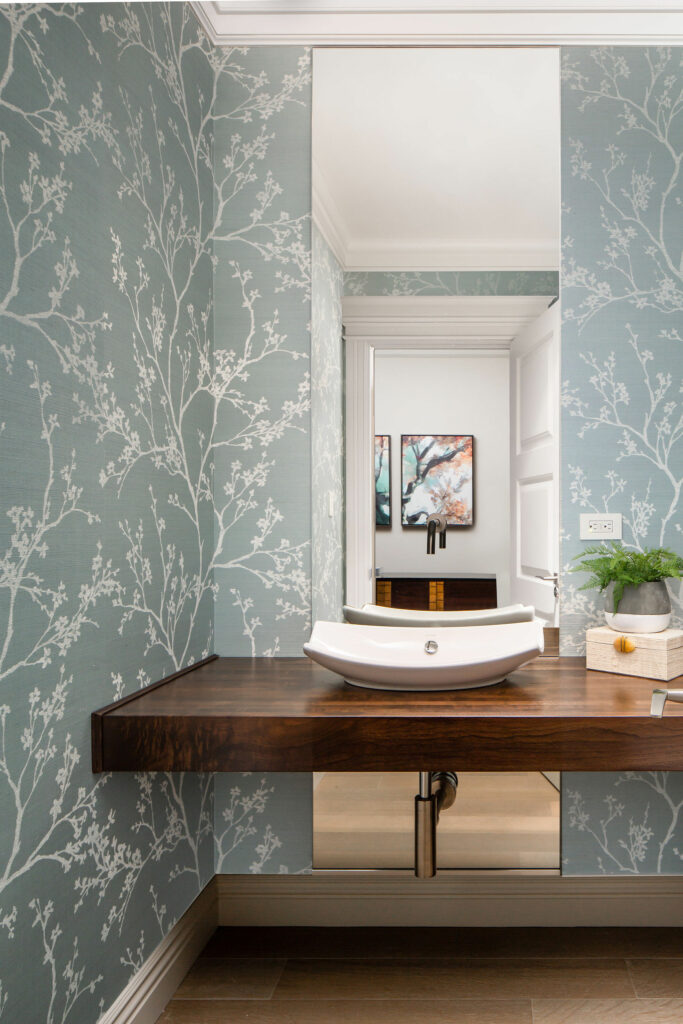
[415,771,459,878]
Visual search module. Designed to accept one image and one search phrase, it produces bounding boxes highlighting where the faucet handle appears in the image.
[650,688,683,717]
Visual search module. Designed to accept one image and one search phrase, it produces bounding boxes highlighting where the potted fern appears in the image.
[571,544,683,633]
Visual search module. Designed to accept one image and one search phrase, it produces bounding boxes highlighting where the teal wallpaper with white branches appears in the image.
[0,5,321,1019]
[560,46,683,874]
[2,14,683,1022]
[209,43,316,876]
[0,5,216,1021]
[344,270,558,297]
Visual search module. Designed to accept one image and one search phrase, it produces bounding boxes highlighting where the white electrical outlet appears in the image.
[579,513,622,540]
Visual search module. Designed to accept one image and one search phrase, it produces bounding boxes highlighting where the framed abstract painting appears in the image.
[375,435,391,526]
[401,434,473,526]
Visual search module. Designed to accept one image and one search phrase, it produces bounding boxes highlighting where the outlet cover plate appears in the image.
[579,513,622,541]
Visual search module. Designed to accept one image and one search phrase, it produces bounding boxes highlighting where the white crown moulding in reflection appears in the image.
[192,1,683,46]
[341,242,559,273]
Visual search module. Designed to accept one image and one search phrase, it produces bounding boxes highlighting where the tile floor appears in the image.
[157,927,683,1023]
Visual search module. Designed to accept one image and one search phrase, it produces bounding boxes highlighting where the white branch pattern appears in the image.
[0,4,315,1020]
[560,47,683,875]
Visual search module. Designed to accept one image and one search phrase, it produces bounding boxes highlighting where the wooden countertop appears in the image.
[91,655,683,773]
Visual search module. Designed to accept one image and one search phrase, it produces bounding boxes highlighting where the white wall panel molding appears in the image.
[192,2,683,46]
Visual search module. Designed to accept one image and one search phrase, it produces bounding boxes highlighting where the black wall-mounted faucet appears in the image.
[426,513,447,554]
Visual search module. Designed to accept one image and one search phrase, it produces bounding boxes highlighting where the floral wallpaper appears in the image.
[214,772,312,875]
[0,4,217,1021]
[560,47,683,874]
[312,223,344,623]
[209,45,314,876]
[1,25,682,1024]
[344,270,558,296]
[0,12,322,1016]
[563,772,683,875]
[211,45,312,660]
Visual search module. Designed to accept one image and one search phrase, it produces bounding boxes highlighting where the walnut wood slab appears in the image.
[91,655,683,773]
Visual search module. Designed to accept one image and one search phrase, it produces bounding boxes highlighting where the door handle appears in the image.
[536,574,559,598]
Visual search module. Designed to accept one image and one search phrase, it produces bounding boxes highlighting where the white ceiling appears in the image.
[313,48,560,271]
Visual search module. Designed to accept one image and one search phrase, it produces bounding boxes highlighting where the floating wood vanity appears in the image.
[92,654,683,774]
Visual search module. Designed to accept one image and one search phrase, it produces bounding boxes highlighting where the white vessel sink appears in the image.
[303,620,544,691]
[343,603,535,628]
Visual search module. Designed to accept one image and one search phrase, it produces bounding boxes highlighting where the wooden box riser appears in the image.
[586,643,683,682]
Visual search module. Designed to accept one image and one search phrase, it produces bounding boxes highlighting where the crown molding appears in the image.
[312,160,349,266]
[313,165,558,273]
[192,2,683,45]
[343,240,558,272]
[214,2,683,10]
[341,294,550,342]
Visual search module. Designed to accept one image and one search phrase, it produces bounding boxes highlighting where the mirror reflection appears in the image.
[312,47,561,872]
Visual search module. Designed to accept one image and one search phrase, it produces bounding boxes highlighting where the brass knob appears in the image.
[614,635,636,653]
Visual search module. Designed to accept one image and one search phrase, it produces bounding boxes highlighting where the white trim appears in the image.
[313,132,557,273]
[344,336,375,609]
[342,295,550,607]
[375,347,508,358]
[343,295,551,340]
[312,159,348,267]
[98,883,217,1024]
[191,3,683,45]
[191,1,218,42]
[214,2,683,12]
[216,872,683,927]
[94,870,683,1022]
[343,241,559,273]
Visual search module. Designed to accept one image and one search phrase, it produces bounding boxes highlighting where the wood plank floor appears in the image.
[314,771,560,870]
[157,927,683,1023]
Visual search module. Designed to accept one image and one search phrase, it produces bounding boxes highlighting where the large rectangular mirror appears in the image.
[312,46,562,873]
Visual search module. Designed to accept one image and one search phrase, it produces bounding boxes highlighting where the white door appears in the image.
[510,302,560,624]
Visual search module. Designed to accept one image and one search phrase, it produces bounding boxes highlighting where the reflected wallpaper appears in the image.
[560,46,683,874]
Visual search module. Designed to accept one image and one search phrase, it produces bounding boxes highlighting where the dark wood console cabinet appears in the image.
[375,573,497,611]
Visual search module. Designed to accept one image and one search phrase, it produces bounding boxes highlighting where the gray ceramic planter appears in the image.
[604,580,672,633]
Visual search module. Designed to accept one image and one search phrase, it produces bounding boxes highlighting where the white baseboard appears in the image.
[216,872,683,928]
[99,881,217,1024]
[99,871,683,1022]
